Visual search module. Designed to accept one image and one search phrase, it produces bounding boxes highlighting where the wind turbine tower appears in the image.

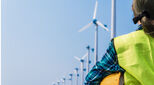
[74,53,88,85]
[61,77,66,85]
[79,0,109,64]
[69,73,73,85]
[86,46,91,73]
[57,81,60,85]
[111,0,116,38]
[74,68,79,85]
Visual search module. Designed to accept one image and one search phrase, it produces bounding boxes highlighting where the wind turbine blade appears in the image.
[93,0,98,19]
[74,56,80,61]
[81,53,88,60]
[96,21,109,31]
[78,22,93,32]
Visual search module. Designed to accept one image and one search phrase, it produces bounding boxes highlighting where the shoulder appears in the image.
[114,29,144,43]
[114,25,143,41]
[113,29,145,54]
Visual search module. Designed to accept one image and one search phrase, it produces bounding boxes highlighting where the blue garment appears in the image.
[85,25,142,85]
[84,41,124,85]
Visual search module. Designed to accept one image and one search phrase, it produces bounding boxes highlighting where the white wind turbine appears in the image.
[61,77,66,85]
[74,68,79,85]
[79,0,109,64]
[52,82,56,85]
[57,81,60,85]
[74,53,88,85]
[86,45,91,74]
[69,73,73,85]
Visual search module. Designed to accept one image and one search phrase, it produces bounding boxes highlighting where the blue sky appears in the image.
[2,0,138,85]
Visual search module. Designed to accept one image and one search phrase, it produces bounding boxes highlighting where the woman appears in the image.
[85,0,154,85]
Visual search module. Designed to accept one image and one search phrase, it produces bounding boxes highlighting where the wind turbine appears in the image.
[69,73,73,85]
[79,0,109,64]
[86,46,91,74]
[52,82,56,85]
[57,81,60,85]
[74,53,88,85]
[61,77,66,85]
[74,68,79,85]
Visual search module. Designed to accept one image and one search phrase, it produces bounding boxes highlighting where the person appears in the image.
[85,0,154,85]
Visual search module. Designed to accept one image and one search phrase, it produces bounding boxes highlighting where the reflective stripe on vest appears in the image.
[114,29,154,85]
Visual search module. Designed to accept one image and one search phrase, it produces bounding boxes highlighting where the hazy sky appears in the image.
[2,0,138,85]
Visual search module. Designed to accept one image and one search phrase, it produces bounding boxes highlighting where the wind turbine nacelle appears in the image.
[69,74,73,76]
[86,46,90,50]
[75,68,79,71]
[89,60,91,64]
[104,24,107,27]
[83,68,86,71]
[63,78,66,81]
[77,74,79,77]
[57,82,60,84]
[91,48,94,52]
[80,59,84,62]
[93,19,97,25]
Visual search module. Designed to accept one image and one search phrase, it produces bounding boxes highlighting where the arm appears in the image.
[85,40,125,85]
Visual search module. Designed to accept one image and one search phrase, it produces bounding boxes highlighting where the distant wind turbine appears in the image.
[57,81,60,85]
[78,0,109,64]
[74,53,88,85]
[86,46,91,74]
[69,73,73,85]
[74,68,79,85]
[61,77,66,85]
[52,82,56,85]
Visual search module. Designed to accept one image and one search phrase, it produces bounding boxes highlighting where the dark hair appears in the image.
[132,0,154,37]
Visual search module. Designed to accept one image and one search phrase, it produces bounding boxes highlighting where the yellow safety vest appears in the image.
[114,29,154,85]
